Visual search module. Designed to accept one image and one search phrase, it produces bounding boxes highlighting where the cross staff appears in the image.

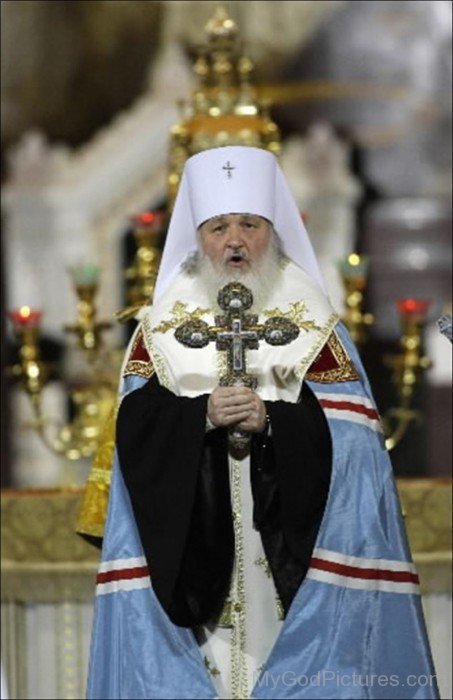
[174,281,300,390]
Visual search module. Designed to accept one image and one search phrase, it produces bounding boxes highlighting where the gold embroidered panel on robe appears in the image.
[306,330,359,383]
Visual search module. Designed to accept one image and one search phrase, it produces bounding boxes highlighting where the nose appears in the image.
[225,224,245,249]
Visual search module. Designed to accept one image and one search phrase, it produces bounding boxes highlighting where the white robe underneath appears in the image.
[199,452,283,700]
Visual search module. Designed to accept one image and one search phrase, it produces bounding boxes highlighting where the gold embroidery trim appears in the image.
[217,599,234,628]
[263,300,323,333]
[294,312,339,381]
[142,314,173,391]
[76,400,118,539]
[306,329,360,383]
[151,301,211,334]
[122,329,154,378]
[204,656,221,677]
[254,556,272,578]
[231,458,248,700]
[123,359,154,378]
[254,557,286,623]
[88,467,112,486]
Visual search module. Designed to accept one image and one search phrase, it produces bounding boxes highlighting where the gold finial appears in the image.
[238,55,254,80]
[204,6,237,41]
[193,53,210,84]
[166,4,281,205]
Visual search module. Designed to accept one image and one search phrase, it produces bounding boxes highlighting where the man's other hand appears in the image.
[207,386,266,433]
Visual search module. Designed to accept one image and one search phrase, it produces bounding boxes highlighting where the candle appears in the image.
[130,211,165,230]
[67,263,101,287]
[9,306,42,330]
[338,253,370,279]
[396,298,431,320]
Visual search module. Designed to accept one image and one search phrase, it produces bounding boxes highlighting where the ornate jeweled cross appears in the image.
[175,283,299,447]
[222,161,235,179]
[175,282,299,446]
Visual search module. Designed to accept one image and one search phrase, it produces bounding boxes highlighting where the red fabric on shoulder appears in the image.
[129,329,150,362]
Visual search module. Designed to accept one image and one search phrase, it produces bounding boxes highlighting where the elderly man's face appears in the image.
[198,213,272,272]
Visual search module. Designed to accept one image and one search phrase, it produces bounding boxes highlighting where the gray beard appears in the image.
[188,240,284,313]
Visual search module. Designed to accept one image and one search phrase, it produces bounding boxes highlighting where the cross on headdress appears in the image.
[222,161,235,179]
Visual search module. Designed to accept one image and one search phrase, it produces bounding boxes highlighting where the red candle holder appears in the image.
[396,298,431,321]
[130,211,165,231]
[9,306,42,331]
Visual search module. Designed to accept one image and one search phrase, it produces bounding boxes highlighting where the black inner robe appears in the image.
[117,373,332,628]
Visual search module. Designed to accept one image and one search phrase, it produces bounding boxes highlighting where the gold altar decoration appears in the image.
[1,488,100,699]
[75,399,117,540]
[167,5,281,207]
[1,488,99,603]
[338,255,432,451]
[384,299,432,450]
[338,253,374,345]
[116,211,166,324]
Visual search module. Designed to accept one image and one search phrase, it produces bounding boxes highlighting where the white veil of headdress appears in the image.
[153,146,328,302]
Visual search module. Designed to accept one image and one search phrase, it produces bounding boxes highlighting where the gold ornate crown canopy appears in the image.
[168,5,281,206]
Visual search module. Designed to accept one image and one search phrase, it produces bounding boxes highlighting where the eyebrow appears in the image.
[209,214,260,224]
[240,214,260,221]
[209,217,227,226]
[199,213,264,231]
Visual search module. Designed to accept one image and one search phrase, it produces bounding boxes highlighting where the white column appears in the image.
[281,124,362,313]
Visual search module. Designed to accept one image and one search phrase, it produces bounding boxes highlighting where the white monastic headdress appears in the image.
[154,146,327,301]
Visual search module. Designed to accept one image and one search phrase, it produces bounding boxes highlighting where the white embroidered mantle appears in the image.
[141,260,338,402]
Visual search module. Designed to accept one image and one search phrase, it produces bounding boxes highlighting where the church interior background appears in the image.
[1,1,451,698]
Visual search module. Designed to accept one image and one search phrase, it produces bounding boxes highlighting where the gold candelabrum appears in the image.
[337,254,374,345]
[338,254,431,450]
[8,264,120,462]
[115,211,165,323]
[383,299,432,450]
[8,210,165,465]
